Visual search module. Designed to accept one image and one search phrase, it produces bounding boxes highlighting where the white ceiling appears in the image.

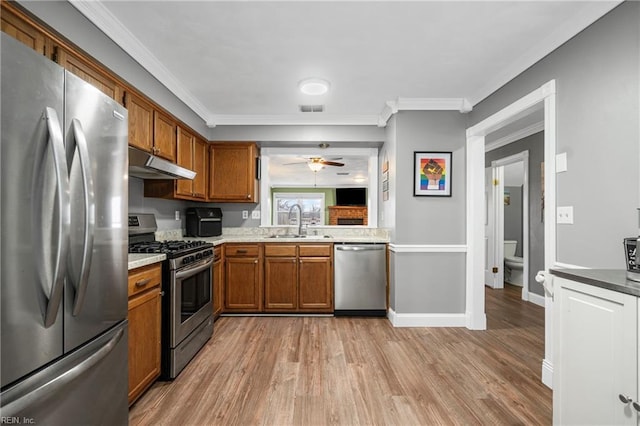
[73,0,620,128]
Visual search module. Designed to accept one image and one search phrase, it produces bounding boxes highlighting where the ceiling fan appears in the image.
[284,157,344,172]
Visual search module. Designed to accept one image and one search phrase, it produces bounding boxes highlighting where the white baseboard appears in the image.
[388,309,467,327]
[527,292,546,307]
[541,358,553,389]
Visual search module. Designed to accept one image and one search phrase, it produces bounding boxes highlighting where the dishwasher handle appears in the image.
[335,244,385,252]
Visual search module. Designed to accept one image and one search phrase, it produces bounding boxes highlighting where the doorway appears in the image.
[466,80,557,388]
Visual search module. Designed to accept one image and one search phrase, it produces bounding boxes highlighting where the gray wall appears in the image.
[504,186,523,254]
[486,132,545,295]
[394,111,467,244]
[471,2,640,268]
[129,178,187,231]
[385,111,467,314]
[18,0,210,137]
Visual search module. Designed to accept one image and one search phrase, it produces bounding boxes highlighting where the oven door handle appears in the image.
[175,257,214,280]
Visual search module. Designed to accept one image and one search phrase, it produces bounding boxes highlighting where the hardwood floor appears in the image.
[129,284,551,425]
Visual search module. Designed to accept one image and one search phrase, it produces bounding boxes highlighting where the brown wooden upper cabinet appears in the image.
[209,142,259,203]
[176,128,207,200]
[1,4,49,56]
[55,46,121,102]
[124,91,154,153]
[176,126,195,198]
[153,110,177,163]
[193,137,208,199]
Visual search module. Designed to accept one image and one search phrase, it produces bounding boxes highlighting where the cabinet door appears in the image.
[213,248,224,318]
[209,143,258,202]
[124,91,153,153]
[225,257,262,311]
[1,6,47,56]
[128,287,161,405]
[176,126,194,197]
[56,47,118,100]
[264,257,298,311]
[298,257,333,311]
[192,138,208,199]
[153,110,176,162]
[553,277,637,425]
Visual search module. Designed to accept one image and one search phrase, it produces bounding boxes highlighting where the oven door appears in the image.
[170,257,213,347]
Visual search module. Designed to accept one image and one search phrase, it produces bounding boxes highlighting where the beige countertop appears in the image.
[128,253,166,270]
[128,228,389,270]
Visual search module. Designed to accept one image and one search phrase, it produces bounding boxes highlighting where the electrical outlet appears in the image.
[242,210,249,219]
[251,210,260,219]
[175,210,180,221]
[557,206,574,224]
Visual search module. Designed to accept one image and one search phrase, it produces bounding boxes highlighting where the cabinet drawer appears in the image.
[299,244,332,257]
[264,244,297,257]
[225,244,259,257]
[128,264,162,297]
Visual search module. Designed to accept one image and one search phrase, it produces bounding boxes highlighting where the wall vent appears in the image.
[299,104,324,113]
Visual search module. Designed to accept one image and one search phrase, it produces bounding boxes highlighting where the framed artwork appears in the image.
[413,151,452,197]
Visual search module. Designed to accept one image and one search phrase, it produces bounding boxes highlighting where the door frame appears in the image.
[465,80,556,388]
[490,151,530,300]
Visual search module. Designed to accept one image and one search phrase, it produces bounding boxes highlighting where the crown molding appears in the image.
[207,114,380,128]
[377,97,472,127]
[69,0,212,123]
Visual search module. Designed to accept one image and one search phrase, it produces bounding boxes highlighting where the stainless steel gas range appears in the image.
[129,214,214,379]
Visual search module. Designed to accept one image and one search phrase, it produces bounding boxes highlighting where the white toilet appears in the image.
[504,240,524,286]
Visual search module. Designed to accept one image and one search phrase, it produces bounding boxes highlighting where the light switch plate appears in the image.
[556,152,568,173]
[251,210,260,219]
[557,206,574,224]
[242,210,249,219]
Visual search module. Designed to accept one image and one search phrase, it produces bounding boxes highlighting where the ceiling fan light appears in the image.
[299,78,330,96]
[308,162,324,172]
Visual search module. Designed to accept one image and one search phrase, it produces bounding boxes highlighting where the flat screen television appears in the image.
[335,187,367,206]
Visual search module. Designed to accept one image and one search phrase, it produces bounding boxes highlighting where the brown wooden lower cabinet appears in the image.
[127,264,162,406]
[263,243,333,313]
[224,244,263,312]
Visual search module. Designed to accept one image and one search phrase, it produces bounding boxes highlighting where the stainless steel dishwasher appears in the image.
[334,243,387,316]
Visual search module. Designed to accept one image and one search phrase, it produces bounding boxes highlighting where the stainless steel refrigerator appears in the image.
[0,33,129,424]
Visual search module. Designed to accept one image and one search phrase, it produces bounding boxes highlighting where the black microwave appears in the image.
[185,207,223,237]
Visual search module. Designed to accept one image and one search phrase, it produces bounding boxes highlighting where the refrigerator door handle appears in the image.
[0,326,125,417]
[69,119,95,316]
[36,107,70,328]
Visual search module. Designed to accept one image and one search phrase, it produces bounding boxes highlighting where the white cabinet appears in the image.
[554,276,638,425]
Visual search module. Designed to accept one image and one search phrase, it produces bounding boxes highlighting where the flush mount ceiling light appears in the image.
[298,78,330,96]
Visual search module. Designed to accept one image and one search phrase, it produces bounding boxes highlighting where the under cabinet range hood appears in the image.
[128,146,196,180]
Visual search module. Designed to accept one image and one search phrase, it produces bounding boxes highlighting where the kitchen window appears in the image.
[272,193,325,226]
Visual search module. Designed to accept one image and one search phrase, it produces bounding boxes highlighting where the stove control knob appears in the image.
[195,253,203,260]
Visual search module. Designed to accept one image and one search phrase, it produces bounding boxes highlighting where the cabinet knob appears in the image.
[254,259,258,264]
[619,394,633,404]
[247,194,251,199]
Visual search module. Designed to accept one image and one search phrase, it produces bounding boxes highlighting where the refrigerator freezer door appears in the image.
[1,34,66,388]
[0,321,129,425]
[64,71,128,352]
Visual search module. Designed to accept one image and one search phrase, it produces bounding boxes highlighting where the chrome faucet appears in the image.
[288,204,304,236]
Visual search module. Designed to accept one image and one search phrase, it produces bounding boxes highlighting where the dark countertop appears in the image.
[550,268,640,297]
